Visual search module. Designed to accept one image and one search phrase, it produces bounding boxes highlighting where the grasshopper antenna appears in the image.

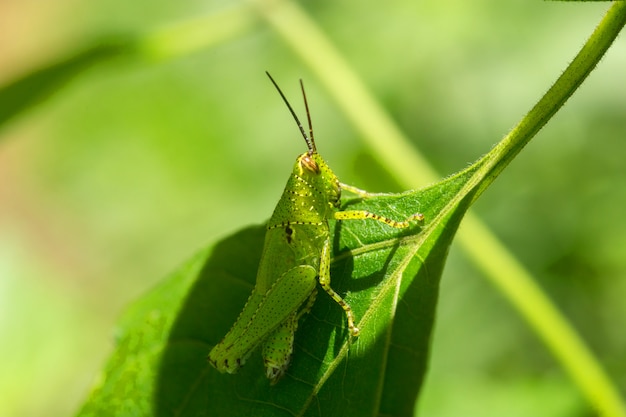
[266,71,317,154]
[299,79,316,151]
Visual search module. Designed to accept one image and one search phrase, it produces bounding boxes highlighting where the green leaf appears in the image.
[76,162,479,417]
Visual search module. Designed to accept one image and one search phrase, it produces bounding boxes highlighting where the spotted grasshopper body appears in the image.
[208,73,424,384]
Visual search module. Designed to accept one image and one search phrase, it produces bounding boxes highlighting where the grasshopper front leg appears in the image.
[340,182,383,198]
[338,183,425,226]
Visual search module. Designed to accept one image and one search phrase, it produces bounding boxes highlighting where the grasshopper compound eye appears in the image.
[300,154,320,174]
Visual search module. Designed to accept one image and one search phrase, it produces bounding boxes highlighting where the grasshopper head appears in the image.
[267,72,341,207]
[297,152,341,208]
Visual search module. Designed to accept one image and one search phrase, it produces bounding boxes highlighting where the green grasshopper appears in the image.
[208,72,424,384]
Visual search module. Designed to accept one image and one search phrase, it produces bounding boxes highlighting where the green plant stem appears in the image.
[249,0,626,415]
[475,0,626,201]
[464,4,626,416]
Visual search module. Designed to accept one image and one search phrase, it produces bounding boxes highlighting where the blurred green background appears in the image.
[1,1,624,416]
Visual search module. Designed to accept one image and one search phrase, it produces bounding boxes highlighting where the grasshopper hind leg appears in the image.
[263,288,317,384]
